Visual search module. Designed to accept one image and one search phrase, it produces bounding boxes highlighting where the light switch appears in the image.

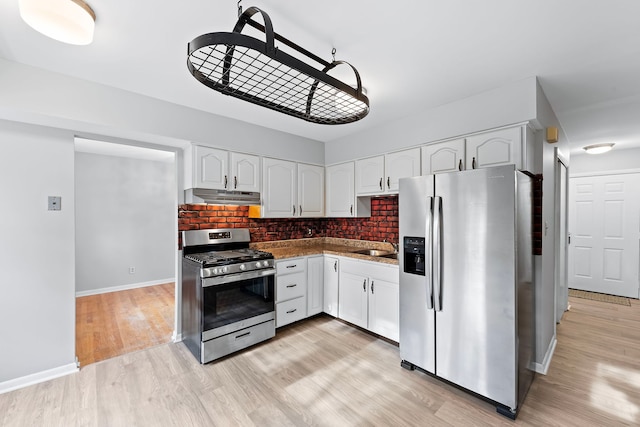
[48,196,61,211]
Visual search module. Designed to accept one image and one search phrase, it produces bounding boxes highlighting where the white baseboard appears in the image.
[75,278,174,297]
[534,337,557,375]
[0,362,79,395]
[172,331,182,342]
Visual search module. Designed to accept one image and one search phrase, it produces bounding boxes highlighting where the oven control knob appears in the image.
[212,268,218,275]
[222,266,228,274]
[255,261,262,268]
[239,264,246,271]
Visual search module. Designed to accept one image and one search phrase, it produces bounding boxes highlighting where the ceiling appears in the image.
[1,0,640,157]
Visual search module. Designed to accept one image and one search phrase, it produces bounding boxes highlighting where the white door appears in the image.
[229,152,260,192]
[194,146,228,189]
[555,157,569,322]
[262,158,296,218]
[385,148,420,192]
[569,173,640,298]
[355,156,384,195]
[325,162,355,217]
[421,139,465,175]
[297,163,324,217]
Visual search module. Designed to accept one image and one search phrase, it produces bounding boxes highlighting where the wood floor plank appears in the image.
[3,295,640,426]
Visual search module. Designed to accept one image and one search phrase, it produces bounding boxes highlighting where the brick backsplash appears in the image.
[178,196,399,246]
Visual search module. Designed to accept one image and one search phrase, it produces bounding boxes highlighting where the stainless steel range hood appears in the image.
[185,188,261,205]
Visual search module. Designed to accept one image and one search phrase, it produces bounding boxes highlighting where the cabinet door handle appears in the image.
[458,159,463,171]
[286,264,297,269]
[299,205,302,216]
[362,279,366,292]
[224,175,228,189]
[235,331,251,340]
[472,157,477,169]
[234,176,238,189]
[371,281,375,294]
[387,177,390,189]
[334,261,337,272]
[286,309,297,314]
[379,177,383,190]
[286,284,297,288]
[293,205,296,215]
[350,204,353,215]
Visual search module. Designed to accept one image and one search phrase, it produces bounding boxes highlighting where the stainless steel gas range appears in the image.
[181,228,275,363]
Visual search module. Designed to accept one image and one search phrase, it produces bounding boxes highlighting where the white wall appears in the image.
[0,58,324,165]
[569,148,640,175]
[75,152,175,294]
[325,77,538,164]
[0,120,77,386]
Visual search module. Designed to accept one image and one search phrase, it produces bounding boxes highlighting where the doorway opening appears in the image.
[74,138,177,366]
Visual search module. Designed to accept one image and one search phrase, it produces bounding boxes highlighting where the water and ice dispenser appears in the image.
[403,236,426,275]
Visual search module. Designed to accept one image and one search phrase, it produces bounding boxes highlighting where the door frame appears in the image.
[554,148,569,324]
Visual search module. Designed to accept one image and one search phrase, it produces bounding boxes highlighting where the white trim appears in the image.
[75,278,174,297]
[172,331,182,342]
[534,337,557,375]
[571,168,640,178]
[0,362,78,395]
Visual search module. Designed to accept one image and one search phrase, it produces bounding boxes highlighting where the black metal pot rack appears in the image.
[187,6,370,125]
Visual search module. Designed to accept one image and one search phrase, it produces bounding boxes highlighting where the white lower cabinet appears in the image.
[338,257,399,341]
[307,256,324,316]
[275,258,307,327]
[323,256,339,317]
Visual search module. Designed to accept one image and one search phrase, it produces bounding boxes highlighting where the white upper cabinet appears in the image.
[191,145,260,191]
[298,163,324,217]
[326,162,356,217]
[356,148,420,195]
[422,138,465,175]
[465,126,522,170]
[229,152,260,192]
[385,148,421,192]
[262,158,324,218]
[194,146,228,189]
[262,157,297,218]
[356,156,385,195]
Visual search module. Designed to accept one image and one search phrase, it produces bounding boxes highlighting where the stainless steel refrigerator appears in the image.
[398,164,535,419]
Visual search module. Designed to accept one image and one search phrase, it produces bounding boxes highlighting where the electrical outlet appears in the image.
[48,196,61,211]
[129,267,136,274]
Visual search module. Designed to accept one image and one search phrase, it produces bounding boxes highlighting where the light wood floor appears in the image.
[75,283,175,366]
[2,296,639,426]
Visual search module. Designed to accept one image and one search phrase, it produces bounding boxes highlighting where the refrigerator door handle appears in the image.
[433,196,443,312]
[426,196,434,310]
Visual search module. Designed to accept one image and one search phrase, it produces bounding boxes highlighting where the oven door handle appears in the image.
[201,268,276,287]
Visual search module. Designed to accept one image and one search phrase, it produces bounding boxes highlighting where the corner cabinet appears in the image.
[261,158,324,218]
[190,145,260,192]
[338,257,399,342]
[356,148,420,195]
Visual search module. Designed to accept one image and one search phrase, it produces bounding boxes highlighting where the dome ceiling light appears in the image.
[583,143,615,154]
[19,0,96,45]
[187,5,369,125]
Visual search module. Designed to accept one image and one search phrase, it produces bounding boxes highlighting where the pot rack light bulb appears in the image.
[583,143,615,154]
[19,0,96,45]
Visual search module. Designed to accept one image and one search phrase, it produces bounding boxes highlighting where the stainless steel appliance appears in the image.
[399,164,535,419]
[181,228,275,363]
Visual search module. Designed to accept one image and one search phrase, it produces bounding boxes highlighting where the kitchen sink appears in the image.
[353,249,395,257]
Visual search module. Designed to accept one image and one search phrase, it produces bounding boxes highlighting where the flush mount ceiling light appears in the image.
[187,6,370,125]
[583,143,615,154]
[19,0,96,45]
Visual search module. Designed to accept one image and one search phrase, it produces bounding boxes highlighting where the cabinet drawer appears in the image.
[276,258,306,275]
[276,272,306,301]
[276,297,306,327]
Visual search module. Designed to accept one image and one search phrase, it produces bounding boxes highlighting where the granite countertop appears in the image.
[251,237,399,265]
